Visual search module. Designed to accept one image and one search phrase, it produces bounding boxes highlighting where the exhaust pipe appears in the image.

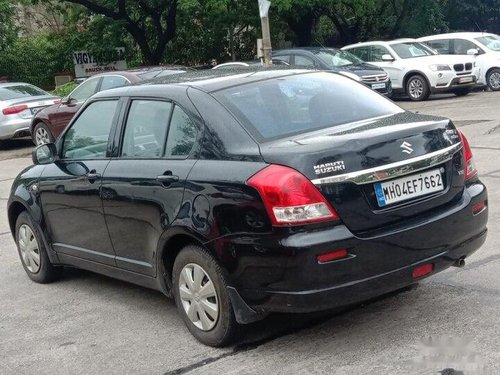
[453,258,466,268]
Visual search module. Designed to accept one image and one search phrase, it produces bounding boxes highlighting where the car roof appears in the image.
[0,82,38,88]
[83,65,191,81]
[418,32,497,40]
[91,67,318,98]
[274,47,342,54]
[344,39,419,48]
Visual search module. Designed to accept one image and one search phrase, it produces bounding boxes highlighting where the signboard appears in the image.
[73,47,127,78]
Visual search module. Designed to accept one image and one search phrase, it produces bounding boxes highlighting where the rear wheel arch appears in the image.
[158,232,206,296]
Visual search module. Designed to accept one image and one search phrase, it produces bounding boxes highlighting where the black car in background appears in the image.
[8,69,487,346]
[273,47,393,96]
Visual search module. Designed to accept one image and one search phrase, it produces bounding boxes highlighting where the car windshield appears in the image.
[0,85,48,101]
[391,42,434,59]
[315,50,364,67]
[475,35,500,51]
[215,72,403,141]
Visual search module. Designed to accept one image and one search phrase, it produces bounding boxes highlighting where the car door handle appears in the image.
[157,173,179,185]
[86,170,101,182]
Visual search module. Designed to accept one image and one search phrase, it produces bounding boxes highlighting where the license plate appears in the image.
[371,83,386,90]
[374,169,444,207]
[459,76,473,83]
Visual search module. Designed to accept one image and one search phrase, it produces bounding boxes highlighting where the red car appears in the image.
[30,67,190,145]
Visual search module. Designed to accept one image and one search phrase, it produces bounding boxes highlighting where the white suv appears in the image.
[342,39,478,101]
[418,32,500,91]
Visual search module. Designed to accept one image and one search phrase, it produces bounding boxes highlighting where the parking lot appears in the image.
[1,91,500,375]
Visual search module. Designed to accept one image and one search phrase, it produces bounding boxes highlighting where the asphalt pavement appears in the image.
[1,92,499,375]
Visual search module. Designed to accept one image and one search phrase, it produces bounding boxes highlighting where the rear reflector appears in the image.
[317,249,348,263]
[2,105,28,115]
[412,263,434,279]
[458,131,477,180]
[248,165,339,226]
[472,201,487,215]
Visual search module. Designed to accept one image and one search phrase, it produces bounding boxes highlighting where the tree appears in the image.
[56,0,178,65]
[0,0,17,51]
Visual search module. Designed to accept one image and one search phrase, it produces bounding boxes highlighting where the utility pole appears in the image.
[258,0,272,66]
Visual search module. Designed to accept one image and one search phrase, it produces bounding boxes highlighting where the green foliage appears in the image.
[51,81,78,97]
[0,0,17,50]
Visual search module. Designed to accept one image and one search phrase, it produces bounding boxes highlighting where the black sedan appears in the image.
[7,69,487,346]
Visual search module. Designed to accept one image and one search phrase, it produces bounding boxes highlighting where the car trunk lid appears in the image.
[258,112,464,235]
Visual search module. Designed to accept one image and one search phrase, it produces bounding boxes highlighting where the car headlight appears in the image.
[338,71,362,82]
[429,64,452,71]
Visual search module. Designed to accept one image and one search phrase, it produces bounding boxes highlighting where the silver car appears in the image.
[0,83,60,141]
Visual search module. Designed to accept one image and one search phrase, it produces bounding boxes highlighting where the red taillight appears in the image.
[247,164,339,226]
[412,263,434,279]
[2,105,28,116]
[458,131,477,180]
[317,249,348,263]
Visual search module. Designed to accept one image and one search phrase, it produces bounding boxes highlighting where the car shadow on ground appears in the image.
[0,138,34,161]
[59,266,417,348]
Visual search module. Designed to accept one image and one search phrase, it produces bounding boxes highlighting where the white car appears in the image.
[418,32,500,91]
[342,39,478,101]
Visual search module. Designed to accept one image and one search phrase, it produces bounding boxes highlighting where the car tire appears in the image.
[486,68,500,91]
[406,75,430,101]
[173,245,237,347]
[32,122,54,146]
[452,88,472,97]
[15,211,62,283]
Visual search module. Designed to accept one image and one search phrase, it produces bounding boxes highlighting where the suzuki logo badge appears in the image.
[400,141,414,154]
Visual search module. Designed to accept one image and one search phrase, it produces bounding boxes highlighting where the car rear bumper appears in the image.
[0,118,32,140]
[219,180,487,315]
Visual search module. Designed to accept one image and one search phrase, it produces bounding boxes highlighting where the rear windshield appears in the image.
[214,72,403,141]
[0,85,48,101]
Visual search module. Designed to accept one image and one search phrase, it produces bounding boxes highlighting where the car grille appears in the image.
[361,73,388,83]
[453,63,473,72]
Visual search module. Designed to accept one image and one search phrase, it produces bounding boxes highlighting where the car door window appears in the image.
[294,55,316,67]
[121,100,172,158]
[274,55,291,64]
[370,46,392,62]
[69,78,100,103]
[425,39,451,54]
[453,39,479,54]
[100,76,129,91]
[62,100,118,159]
[348,47,369,61]
[165,105,198,158]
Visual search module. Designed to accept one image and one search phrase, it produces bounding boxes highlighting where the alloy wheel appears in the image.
[35,127,50,146]
[489,72,500,90]
[408,78,424,99]
[18,224,41,273]
[178,263,219,331]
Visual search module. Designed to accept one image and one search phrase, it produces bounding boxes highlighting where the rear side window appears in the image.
[165,106,197,158]
[214,72,403,141]
[121,100,172,158]
[62,100,118,159]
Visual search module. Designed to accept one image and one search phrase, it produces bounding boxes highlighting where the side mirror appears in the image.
[32,143,58,165]
[61,96,74,105]
[381,54,395,62]
[467,48,480,56]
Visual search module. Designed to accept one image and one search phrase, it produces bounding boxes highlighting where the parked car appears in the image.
[0,83,60,141]
[342,39,478,100]
[8,69,487,346]
[272,47,392,96]
[30,66,190,146]
[418,32,500,91]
